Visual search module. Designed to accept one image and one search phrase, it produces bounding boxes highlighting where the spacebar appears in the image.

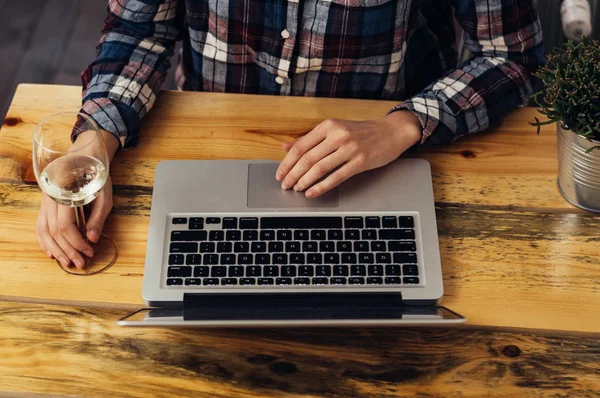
[260,216,343,229]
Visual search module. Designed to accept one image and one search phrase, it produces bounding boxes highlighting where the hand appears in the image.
[36,129,119,269]
[276,110,422,198]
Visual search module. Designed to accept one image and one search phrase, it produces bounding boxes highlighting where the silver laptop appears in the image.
[118,159,465,327]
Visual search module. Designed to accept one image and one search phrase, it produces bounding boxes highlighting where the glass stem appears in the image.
[74,205,88,241]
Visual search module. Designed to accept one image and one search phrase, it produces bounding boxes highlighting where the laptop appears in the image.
[117,159,465,327]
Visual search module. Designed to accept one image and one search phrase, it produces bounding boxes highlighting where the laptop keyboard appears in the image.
[164,214,422,288]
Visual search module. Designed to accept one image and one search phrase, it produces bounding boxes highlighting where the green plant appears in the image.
[530,39,600,152]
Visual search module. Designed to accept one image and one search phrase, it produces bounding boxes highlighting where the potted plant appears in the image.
[530,39,600,212]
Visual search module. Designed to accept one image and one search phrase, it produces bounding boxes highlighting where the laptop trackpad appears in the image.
[247,163,339,208]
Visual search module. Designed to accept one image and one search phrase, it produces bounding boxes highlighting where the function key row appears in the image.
[167,276,420,286]
[172,216,414,229]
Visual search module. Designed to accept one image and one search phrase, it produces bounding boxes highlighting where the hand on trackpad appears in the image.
[247,163,339,208]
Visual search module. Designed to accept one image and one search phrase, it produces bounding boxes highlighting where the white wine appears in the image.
[39,155,108,207]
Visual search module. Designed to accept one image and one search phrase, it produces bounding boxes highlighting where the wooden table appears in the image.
[0,84,598,397]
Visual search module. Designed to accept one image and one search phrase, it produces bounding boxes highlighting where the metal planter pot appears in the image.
[557,124,600,212]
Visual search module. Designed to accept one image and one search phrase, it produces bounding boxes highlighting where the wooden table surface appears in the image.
[0,84,599,397]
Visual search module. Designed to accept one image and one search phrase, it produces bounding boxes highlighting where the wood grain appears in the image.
[0,302,599,398]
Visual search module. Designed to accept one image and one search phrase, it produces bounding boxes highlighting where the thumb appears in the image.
[86,194,113,243]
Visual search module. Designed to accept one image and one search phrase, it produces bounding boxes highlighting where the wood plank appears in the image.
[9,1,82,87]
[0,184,598,333]
[52,0,107,86]
[0,302,598,398]
[0,84,568,210]
[0,1,47,123]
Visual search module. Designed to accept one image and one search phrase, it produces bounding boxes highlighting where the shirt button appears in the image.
[275,76,284,85]
[281,29,290,39]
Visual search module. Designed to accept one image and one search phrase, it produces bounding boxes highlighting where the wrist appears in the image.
[383,110,422,149]
[72,129,120,162]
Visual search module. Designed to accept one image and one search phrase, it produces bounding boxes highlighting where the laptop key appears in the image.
[382,216,397,228]
[168,266,192,277]
[328,230,343,240]
[337,241,352,252]
[194,266,209,277]
[331,277,347,285]
[243,230,258,241]
[217,242,232,252]
[388,241,416,252]
[365,216,380,228]
[261,217,342,229]
[209,230,224,241]
[345,230,360,240]
[312,277,329,285]
[203,254,218,265]
[307,253,322,264]
[186,254,202,265]
[273,254,288,265]
[368,265,384,276]
[311,230,326,240]
[376,253,392,264]
[206,217,221,224]
[258,278,274,285]
[222,217,237,229]
[246,266,262,277]
[200,242,215,253]
[350,265,366,276]
[344,216,363,229]
[371,241,386,251]
[264,266,279,277]
[294,277,310,285]
[203,278,220,285]
[403,265,419,275]
[171,230,207,241]
[269,242,284,253]
[285,241,301,252]
[234,242,249,253]
[172,217,187,224]
[221,278,238,285]
[359,253,374,264]
[316,265,331,276]
[386,264,401,276]
[289,253,305,264]
[362,230,377,240]
[189,217,204,229]
[168,254,184,265]
[394,252,418,264]
[367,277,383,285]
[226,230,241,241]
[167,278,183,286]
[294,230,309,240]
[281,266,296,277]
[303,241,318,252]
[170,243,198,253]
[399,216,414,228]
[277,230,292,240]
[324,253,340,264]
[342,253,357,264]
[333,265,349,276]
[385,277,401,284]
[260,230,275,240]
[256,254,270,264]
[403,277,420,284]
[319,241,335,252]
[238,254,253,264]
[211,266,227,277]
[239,217,258,229]
[349,277,365,285]
[354,241,369,252]
[379,229,415,240]
[240,278,256,285]
[185,278,202,286]
[229,266,244,277]
[251,242,267,253]
[298,265,314,277]
[276,277,293,285]
[220,254,235,265]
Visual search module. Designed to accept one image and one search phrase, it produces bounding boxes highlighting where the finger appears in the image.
[42,196,70,266]
[281,138,338,190]
[293,149,348,192]
[282,139,298,152]
[36,208,51,258]
[54,232,86,269]
[86,194,113,243]
[43,233,70,268]
[276,126,327,181]
[305,160,360,199]
[57,206,94,257]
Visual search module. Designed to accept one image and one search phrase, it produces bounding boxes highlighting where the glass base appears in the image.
[56,233,118,275]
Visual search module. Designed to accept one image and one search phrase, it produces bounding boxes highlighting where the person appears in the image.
[36,0,544,269]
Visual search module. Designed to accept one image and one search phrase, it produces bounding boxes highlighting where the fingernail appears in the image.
[88,229,99,241]
[293,185,301,192]
[46,251,53,258]
[74,258,84,268]
[275,172,282,181]
[59,257,69,267]
[84,249,94,257]
[306,190,314,198]
[281,182,290,190]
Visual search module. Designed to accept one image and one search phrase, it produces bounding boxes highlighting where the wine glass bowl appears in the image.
[32,112,117,275]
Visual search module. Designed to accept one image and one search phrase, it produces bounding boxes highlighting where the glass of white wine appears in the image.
[32,112,117,275]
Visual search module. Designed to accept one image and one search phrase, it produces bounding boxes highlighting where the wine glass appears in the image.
[32,112,117,275]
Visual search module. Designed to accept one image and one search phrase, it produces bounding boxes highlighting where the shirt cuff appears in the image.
[387,96,444,146]
[72,98,141,150]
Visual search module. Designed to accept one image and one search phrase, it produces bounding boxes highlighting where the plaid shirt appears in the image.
[78,0,544,149]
